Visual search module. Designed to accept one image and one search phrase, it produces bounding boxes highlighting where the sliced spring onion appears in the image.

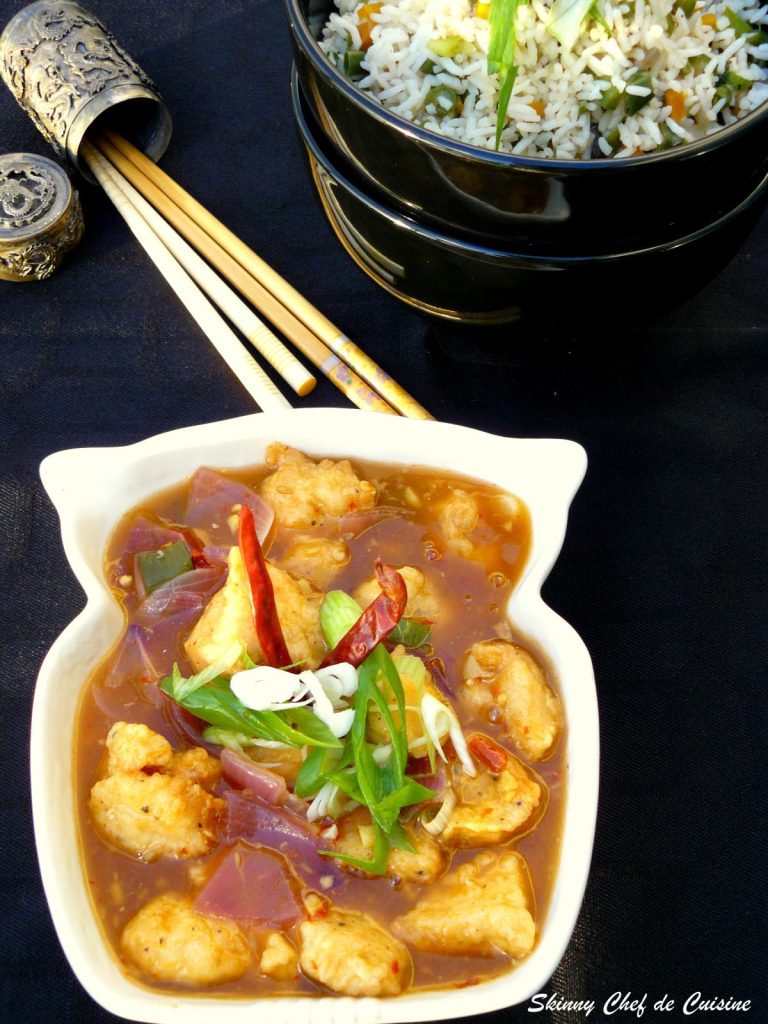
[320,590,363,648]
[307,779,357,822]
[420,693,476,776]
[314,662,359,706]
[230,665,309,711]
[488,0,523,148]
[168,643,243,701]
[548,0,595,50]
[297,669,356,738]
[201,727,253,751]
[422,787,457,835]
[160,668,341,749]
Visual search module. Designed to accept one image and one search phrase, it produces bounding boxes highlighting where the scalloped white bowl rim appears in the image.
[33,408,598,1024]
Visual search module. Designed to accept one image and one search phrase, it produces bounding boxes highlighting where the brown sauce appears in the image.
[75,456,566,997]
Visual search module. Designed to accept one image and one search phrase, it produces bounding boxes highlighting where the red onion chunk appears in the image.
[195,844,303,927]
[123,516,188,558]
[221,749,289,804]
[222,789,343,889]
[137,566,225,618]
[102,623,159,689]
[184,468,274,544]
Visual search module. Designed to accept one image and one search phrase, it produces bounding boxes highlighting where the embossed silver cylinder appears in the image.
[0,152,84,281]
[0,1,172,179]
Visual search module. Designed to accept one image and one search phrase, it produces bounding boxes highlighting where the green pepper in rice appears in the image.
[625,69,653,115]
[598,80,621,110]
[724,7,768,44]
[427,35,464,57]
[716,66,753,102]
[424,85,462,119]
[658,121,680,149]
[674,0,696,18]
[343,49,366,77]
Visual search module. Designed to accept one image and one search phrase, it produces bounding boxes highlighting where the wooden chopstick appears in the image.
[102,131,433,420]
[94,133,397,418]
[81,141,292,413]
[92,143,316,398]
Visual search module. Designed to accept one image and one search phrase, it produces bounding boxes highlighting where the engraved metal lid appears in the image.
[0,152,84,281]
[0,1,172,180]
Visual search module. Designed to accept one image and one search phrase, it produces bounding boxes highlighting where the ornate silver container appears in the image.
[0,152,83,281]
[0,1,172,179]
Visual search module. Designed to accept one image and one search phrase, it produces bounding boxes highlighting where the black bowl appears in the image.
[287,0,768,253]
[293,71,768,323]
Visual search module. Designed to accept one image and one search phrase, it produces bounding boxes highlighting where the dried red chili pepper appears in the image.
[238,505,292,668]
[468,734,509,773]
[319,560,407,668]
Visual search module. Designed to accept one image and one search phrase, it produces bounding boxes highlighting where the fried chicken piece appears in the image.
[298,903,412,996]
[462,639,562,761]
[333,808,446,885]
[261,443,376,529]
[442,754,542,847]
[105,721,172,775]
[353,564,438,620]
[184,545,325,673]
[121,894,251,985]
[393,850,535,958]
[259,931,299,981]
[280,536,350,589]
[437,489,479,555]
[89,722,223,861]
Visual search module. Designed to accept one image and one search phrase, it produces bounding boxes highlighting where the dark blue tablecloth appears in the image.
[1,1,766,1021]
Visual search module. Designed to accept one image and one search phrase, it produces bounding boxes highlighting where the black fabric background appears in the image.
[1,1,766,1021]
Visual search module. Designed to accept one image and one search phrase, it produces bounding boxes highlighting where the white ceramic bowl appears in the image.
[34,408,598,1024]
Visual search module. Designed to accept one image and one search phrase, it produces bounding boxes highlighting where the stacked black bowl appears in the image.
[286,0,768,323]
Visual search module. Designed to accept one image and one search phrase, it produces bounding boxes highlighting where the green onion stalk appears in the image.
[488,0,524,149]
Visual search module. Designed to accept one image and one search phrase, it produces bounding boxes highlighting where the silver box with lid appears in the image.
[0,152,83,280]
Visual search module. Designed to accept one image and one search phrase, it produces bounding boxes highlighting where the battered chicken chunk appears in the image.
[462,639,562,761]
[438,489,479,555]
[261,443,376,529]
[185,545,325,673]
[280,536,350,589]
[105,721,172,775]
[393,850,535,958]
[259,931,299,980]
[353,564,438,620]
[121,894,251,985]
[442,752,542,847]
[89,722,223,861]
[334,808,446,885]
[298,902,412,996]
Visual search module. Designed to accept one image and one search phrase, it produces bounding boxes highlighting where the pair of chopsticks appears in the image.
[80,134,432,419]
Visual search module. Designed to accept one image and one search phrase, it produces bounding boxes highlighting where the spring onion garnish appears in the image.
[160,659,342,750]
[548,0,598,49]
[422,787,457,836]
[297,642,436,874]
[488,0,523,149]
[228,662,359,738]
[420,693,477,776]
